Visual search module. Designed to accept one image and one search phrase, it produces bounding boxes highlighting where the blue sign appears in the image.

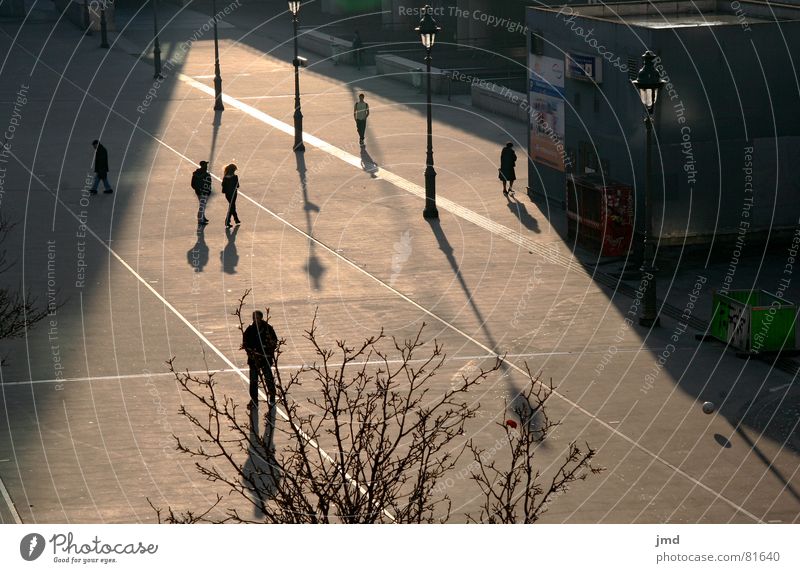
[567,53,602,83]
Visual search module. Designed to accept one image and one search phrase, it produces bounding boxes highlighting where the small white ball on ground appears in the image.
[702,401,715,414]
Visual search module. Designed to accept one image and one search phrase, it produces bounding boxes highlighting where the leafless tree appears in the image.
[466,370,602,523]
[0,218,49,360]
[153,291,601,523]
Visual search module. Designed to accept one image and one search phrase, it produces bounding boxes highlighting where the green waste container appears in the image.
[710,290,797,354]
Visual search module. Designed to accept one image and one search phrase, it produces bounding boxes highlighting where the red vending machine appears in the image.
[566,174,634,257]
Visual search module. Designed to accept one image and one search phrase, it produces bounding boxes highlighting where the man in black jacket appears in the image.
[242,310,278,405]
[191,160,212,224]
[90,140,113,194]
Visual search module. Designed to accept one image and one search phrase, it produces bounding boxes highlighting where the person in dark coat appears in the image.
[90,140,113,194]
[353,93,370,145]
[191,160,212,225]
[499,141,517,195]
[242,311,278,405]
[352,30,363,70]
[222,163,241,228]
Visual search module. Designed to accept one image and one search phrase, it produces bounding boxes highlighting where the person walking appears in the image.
[222,163,241,228]
[352,30,363,70]
[90,140,113,194]
[191,160,212,225]
[242,310,278,406]
[354,93,370,145]
[499,141,517,196]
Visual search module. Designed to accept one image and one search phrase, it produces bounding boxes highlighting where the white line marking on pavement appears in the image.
[0,475,22,524]
[174,75,762,522]
[4,349,680,387]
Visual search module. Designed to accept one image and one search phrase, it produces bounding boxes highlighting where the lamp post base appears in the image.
[638,316,661,327]
[213,73,224,111]
[293,109,304,152]
[423,206,439,219]
[423,165,437,219]
[638,262,660,327]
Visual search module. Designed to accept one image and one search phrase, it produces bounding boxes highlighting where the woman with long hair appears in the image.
[222,163,241,227]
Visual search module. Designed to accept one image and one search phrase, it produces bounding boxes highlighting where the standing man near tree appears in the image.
[242,310,278,406]
[353,93,370,146]
[90,140,113,194]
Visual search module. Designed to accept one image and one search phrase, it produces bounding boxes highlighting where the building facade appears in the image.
[528,1,800,244]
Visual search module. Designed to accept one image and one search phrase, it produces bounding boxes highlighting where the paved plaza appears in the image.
[0,0,798,524]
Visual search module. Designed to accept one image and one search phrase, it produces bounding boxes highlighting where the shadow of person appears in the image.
[220,225,239,274]
[505,372,550,447]
[360,145,379,178]
[506,194,541,233]
[242,400,281,518]
[187,224,209,272]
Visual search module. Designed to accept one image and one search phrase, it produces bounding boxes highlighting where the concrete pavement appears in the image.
[0,0,797,524]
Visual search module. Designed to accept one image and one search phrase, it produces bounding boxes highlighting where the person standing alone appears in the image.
[354,93,370,146]
[499,141,517,196]
[192,160,212,225]
[222,163,241,228]
[242,311,278,406]
[90,140,113,194]
[352,30,363,70]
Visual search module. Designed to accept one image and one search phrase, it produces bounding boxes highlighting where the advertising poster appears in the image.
[529,55,566,172]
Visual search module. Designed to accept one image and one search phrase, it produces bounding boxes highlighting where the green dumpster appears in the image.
[710,290,797,354]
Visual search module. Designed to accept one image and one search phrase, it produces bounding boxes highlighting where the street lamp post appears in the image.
[212,0,224,111]
[100,2,109,48]
[152,0,162,79]
[416,5,440,219]
[632,50,666,327]
[289,1,305,152]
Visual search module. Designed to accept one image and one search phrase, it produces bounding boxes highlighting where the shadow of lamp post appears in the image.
[99,1,109,48]
[82,0,92,36]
